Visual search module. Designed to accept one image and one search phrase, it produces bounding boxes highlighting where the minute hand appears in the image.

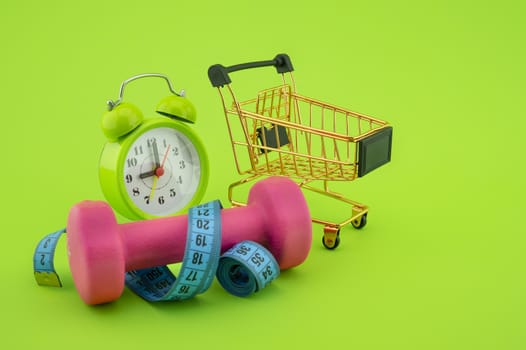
[152,139,161,168]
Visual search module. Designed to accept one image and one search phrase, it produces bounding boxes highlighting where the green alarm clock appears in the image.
[99,73,209,220]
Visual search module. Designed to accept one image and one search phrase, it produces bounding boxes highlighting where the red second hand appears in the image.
[155,145,171,177]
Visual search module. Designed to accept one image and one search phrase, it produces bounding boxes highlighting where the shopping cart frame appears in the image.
[208,54,392,249]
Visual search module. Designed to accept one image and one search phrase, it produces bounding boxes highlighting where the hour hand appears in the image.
[139,169,156,179]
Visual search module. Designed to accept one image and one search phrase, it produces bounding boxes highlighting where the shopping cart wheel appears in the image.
[322,227,340,250]
[351,213,367,229]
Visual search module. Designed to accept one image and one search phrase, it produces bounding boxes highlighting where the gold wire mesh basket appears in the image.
[208,54,392,249]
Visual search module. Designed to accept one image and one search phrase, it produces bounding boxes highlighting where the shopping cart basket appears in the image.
[208,54,392,249]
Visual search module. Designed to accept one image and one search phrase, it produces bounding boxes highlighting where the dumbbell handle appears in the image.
[122,205,265,271]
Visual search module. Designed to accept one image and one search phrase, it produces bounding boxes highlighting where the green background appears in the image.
[2,0,525,348]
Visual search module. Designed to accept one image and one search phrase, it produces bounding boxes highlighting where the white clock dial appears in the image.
[123,127,201,216]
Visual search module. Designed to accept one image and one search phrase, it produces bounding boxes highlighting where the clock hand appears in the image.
[152,139,161,168]
[160,144,171,170]
[149,174,159,201]
[139,170,156,179]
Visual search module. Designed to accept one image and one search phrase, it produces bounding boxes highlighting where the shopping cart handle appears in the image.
[208,53,294,87]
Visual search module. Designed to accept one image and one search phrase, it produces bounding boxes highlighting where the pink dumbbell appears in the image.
[66,176,312,305]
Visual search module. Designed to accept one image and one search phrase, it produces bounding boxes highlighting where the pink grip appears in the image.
[122,205,266,271]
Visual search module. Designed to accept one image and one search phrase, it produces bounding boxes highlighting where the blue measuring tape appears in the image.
[33,201,281,300]
[124,200,222,301]
[33,228,66,287]
[216,240,280,297]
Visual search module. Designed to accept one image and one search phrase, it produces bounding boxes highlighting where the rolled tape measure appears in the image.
[216,240,280,297]
[33,201,281,301]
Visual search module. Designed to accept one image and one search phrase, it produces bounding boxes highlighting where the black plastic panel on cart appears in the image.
[358,126,393,177]
[256,125,290,153]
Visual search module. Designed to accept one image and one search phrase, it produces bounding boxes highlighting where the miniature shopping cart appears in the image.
[208,54,392,249]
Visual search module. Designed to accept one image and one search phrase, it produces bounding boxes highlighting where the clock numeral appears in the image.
[179,160,185,169]
[170,189,176,197]
[125,174,133,183]
[134,146,143,156]
[163,139,167,148]
[158,196,165,205]
[172,147,179,156]
[144,196,150,204]
[132,187,140,196]
[176,176,183,185]
[147,138,157,148]
[127,158,138,167]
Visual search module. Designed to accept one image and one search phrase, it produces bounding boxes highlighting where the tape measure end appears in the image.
[34,271,62,287]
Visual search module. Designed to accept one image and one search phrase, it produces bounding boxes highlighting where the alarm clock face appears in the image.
[122,127,202,217]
